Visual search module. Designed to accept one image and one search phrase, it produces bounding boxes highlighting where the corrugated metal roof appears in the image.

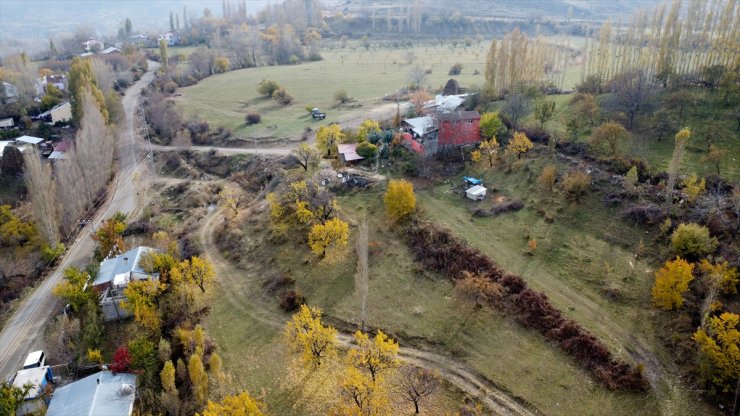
[46,371,136,416]
[93,246,157,287]
[16,135,44,145]
[403,116,436,137]
[13,366,52,399]
[337,143,364,161]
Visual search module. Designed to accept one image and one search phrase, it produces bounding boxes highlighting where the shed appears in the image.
[46,371,136,416]
[465,185,487,201]
[16,135,45,146]
[13,366,54,415]
[0,117,14,128]
[337,143,364,165]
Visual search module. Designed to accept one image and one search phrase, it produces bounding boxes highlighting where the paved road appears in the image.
[0,62,159,378]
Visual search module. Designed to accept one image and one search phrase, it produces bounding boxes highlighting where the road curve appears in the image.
[0,61,159,378]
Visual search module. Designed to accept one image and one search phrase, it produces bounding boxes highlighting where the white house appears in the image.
[157,32,177,46]
[81,39,104,52]
[93,246,160,321]
[39,101,72,124]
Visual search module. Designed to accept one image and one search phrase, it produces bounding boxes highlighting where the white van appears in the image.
[22,351,45,369]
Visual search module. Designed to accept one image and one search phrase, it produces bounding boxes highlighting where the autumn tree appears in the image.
[698,259,738,295]
[0,382,32,416]
[285,304,338,368]
[93,212,127,259]
[395,365,440,414]
[665,128,690,211]
[479,112,506,140]
[409,90,432,116]
[534,99,556,128]
[478,138,500,168]
[652,257,694,310]
[670,223,718,260]
[160,360,180,415]
[538,165,557,192]
[506,131,533,159]
[357,119,381,142]
[334,367,391,416]
[176,256,215,292]
[219,184,244,218]
[701,144,726,176]
[384,179,416,222]
[316,124,345,157]
[624,166,638,194]
[454,271,503,308]
[347,330,399,382]
[189,353,209,406]
[257,79,280,97]
[292,143,320,171]
[68,57,108,123]
[198,391,265,416]
[589,121,628,158]
[122,280,165,333]
[692,312,740,392]
[563,171,590,203]
[572,93,599,126]
[681,174,705,204]
[308,217,350,260]
[23,150,59,245]
[52,267,93,313]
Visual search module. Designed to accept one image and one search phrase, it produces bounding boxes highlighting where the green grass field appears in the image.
[201,156,716,415]
[175,41,586,142]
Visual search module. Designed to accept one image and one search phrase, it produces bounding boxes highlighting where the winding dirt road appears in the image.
[0,62,159,378]
[198,206,538,416]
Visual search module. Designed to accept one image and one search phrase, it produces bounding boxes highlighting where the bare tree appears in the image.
[91,59,116,94]
[291,143,320,171]
[396,365,440,414]
[503,93,531,128]
[408,65,428,89]
[608,70,653,130]
[355,217,369,331]
[23,150,60,245]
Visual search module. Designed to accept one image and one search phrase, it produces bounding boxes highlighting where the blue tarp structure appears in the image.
[463,176,482,186]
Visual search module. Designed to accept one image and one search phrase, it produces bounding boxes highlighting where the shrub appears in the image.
[163,81,178,94]
[257,79,280,97]
[279,290,305,312]
[538,165,557,192]
[245,113,261,125]
[334,89,350,104]
[385,180,416,222]
[356,141,377,159]
[670,223,718,260]
[652,257,694,310]
[563,171,591,203]
[272,88,293,105]
[448,63,463,75]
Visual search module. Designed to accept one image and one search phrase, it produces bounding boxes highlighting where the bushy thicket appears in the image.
[404,218,646,391]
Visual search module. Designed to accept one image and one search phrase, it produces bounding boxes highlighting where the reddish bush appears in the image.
[111,347,131,373]
[279,290,305,312]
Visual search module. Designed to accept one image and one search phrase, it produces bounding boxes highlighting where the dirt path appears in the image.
[198,207,538,416]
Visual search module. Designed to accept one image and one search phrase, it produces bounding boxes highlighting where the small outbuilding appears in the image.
[465,185,487,201]
[12,366,54,415]
[0,117,14,129]
[337,143,364,165]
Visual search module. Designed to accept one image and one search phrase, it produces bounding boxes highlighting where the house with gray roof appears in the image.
[93,246,159,321]
[46,371,136,416]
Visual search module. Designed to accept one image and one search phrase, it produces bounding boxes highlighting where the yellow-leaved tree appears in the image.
[198,391,265,416]
[698,259,738,295]
[189,353,209,406]
[692,312,740,392]
[332,366,391,416]
[285,304,338,368]
[52,267,93,313]
[478,138,500,168]
[506,131,533,159]
[121,280,165,333]
[384,179,416,222]
[176,256,215,293]
[346,330,399,382]
[316,124,345,157]
[308,217,349,260]
[357,119,381,142]
[651,257,694,310]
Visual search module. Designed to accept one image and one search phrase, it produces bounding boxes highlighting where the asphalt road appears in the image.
[0,62,159,379]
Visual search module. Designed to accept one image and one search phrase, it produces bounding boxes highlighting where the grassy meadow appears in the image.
[201,157,715,415]
[174,40,567,142]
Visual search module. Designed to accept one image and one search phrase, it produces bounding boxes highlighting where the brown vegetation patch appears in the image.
[403,217,647,391]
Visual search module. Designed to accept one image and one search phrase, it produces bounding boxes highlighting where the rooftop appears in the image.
[436,110,481,121]
[403,116,436,137]
[13,366,52,399]
[46,371,136,416]
[16,135,44,145]
[93,246,157,287]
[337,143,364,162]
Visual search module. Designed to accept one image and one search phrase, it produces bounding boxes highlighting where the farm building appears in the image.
[337,143,364,165]
[93,246,160,321]
[0,117,14,129]
[402,110,481,156]
[12,366,54,415]
[46,371,136,416]
[40,101,72,124]
[48,140,72,160]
